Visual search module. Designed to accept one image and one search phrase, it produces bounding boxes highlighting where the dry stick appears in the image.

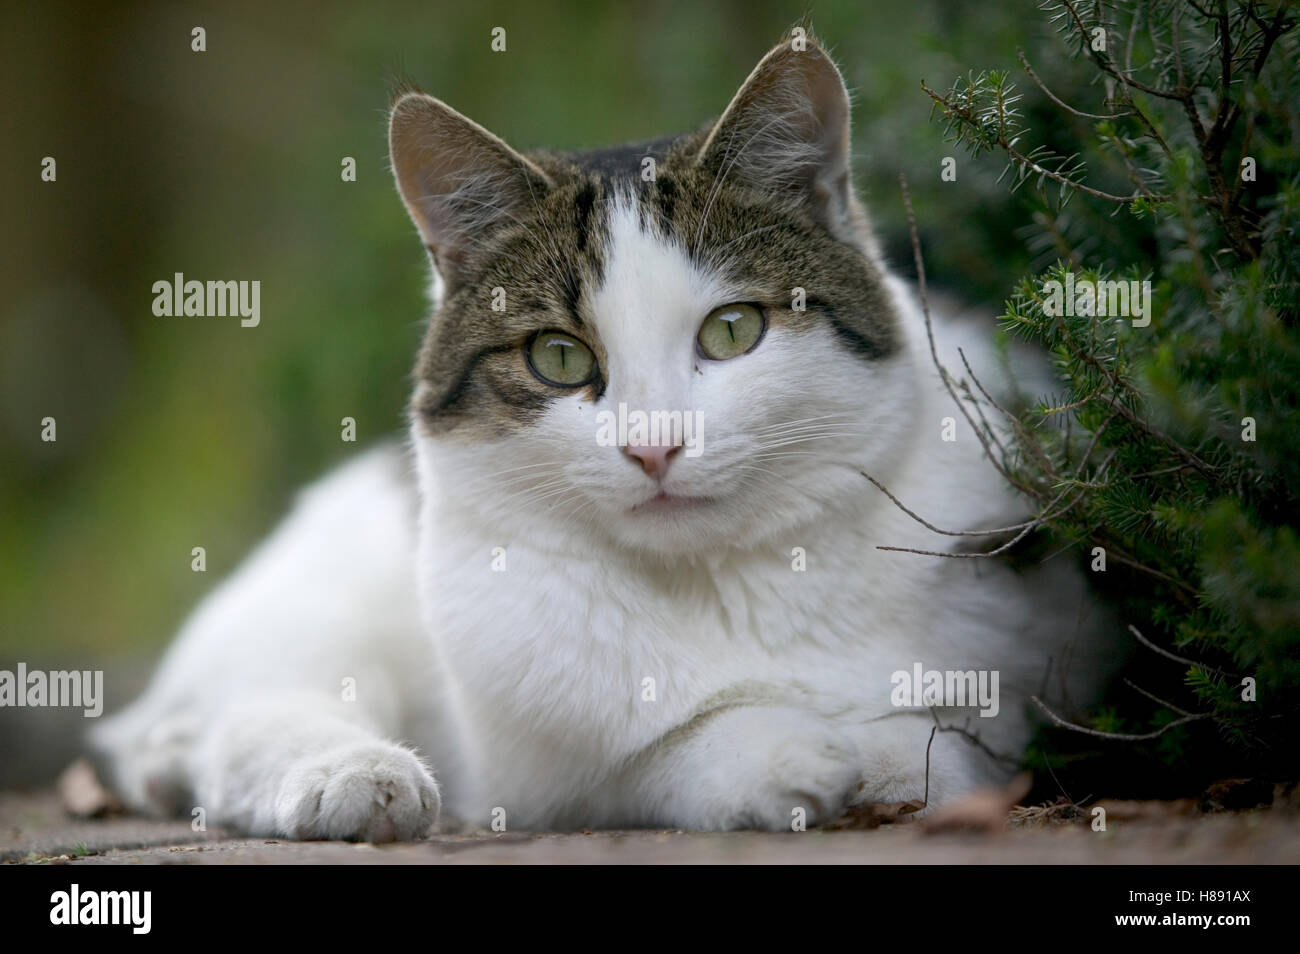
[860,470,1071,538]
[928,708,1020,767]
[875,486,1093,559]
[898,174,1043,501]
[1123,678,1196,718]
[956,346,1016,421]
[866,415,1118,556]
[1105,547,1200,596]
[923,725,936,806]
[1127,462,1197,480]
[957,345,1058,478]
[957,379,1011,460]
[1039,751,1076,805]
[1017,47,1132,119]
[1128,623,1241,678]
[874,506,1072,557]
[1030,695,1212,741]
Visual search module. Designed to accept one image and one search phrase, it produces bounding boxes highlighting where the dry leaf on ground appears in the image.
[920,772,1033,834]
[57,757,122,818]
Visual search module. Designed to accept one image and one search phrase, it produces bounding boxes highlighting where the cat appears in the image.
[90,34,1116,839]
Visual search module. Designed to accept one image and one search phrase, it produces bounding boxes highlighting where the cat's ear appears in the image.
[696,38,863,245]
[389,92,553,285]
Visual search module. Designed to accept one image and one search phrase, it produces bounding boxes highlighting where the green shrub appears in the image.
[923,0,1298,796]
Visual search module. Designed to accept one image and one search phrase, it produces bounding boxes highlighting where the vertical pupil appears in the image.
[727,316,737,344]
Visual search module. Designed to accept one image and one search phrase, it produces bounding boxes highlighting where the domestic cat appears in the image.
[91,34,1115,838]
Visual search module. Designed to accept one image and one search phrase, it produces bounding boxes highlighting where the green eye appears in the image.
[697,303,765,360]
[527,331,597,386]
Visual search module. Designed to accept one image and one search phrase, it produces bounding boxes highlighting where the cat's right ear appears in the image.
[389,93,553,287]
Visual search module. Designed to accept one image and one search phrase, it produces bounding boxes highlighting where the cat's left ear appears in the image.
[697,37,864,247]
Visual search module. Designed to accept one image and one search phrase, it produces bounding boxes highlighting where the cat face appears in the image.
[391,37,917,556]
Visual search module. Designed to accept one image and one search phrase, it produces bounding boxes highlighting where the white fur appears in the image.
[93,194,1114,836]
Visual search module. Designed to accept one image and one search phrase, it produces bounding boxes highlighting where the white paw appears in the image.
[676,711,862,831]
[730,733,861,830]
[275,742,440,842]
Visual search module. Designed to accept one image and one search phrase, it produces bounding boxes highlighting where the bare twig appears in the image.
[956,345,1058,477]
[899,174,1044,500]
[1017,47,1132,119]
[923,724,936,806]
[929,708,1021,766]
[875,489,1086,558]
[1128,623,1241,678]
[1091,542,1200,595]
[1123,678,1196,718]
[860,470,1071,539]
[1030,694,1212,740]
[867,413,1118,559]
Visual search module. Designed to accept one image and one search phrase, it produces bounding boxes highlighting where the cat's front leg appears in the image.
[190,691,440,841]
[618,706,862,831]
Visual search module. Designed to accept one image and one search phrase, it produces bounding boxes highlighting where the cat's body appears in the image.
[92,36,1115,837]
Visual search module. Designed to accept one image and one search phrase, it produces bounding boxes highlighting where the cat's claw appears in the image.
[274,742,440,842]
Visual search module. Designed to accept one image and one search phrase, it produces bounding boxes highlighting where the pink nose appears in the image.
[624,443,681,479]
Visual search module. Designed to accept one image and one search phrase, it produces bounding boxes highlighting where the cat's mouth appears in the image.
[629,491,715,514]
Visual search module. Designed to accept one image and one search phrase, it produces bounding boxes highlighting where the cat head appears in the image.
[390,35,918,557]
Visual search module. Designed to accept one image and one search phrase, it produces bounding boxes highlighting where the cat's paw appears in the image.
[728,732,861,830]
[667,709,862,831]
[274,742,440,842]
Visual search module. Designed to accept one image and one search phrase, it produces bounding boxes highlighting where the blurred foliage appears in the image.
[1,0,1061,658]
[927,0,1298,794]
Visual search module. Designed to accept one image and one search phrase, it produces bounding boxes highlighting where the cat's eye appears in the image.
[697,303,765,360]
[526,331,598,387]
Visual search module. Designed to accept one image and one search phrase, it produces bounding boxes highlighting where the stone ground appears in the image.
[4,789,1299,864]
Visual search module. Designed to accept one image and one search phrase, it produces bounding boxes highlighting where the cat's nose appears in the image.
[623,443,681,479]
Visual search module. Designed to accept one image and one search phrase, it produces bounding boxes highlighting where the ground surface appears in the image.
[4,789,1298,864]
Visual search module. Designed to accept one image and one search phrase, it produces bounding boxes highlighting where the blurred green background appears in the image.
[1,0,1083,781]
